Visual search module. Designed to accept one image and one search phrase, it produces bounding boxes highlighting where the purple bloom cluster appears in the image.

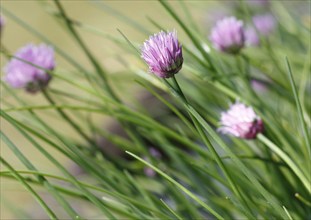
[219,102,264,139]
[4,43,55,93]
[253,14,276,36]
[141,30,183,78]
[209,17,245,54]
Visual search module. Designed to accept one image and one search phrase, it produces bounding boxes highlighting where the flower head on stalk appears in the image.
[209,16,245,54]
[3,43,55,93]
[218,102,264,139]
[141,30,183,78]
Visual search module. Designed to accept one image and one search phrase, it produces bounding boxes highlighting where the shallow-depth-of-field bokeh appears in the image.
[1,0,310,219]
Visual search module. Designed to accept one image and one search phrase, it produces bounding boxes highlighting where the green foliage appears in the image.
[1,0,310,219]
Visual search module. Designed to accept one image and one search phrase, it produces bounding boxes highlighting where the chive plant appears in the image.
[1,0,310,219]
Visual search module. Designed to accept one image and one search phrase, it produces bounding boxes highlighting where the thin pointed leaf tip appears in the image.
[141,30,183,78]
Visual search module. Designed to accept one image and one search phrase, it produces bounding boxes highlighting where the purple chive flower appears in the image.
[219,102,264,139]
[141,30,183,78]
[245,27,260,47]
[253,14,276,36]
[210,17,245,54]
[3,43,54,93]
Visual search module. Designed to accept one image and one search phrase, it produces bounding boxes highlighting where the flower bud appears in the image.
[141,30,183,78]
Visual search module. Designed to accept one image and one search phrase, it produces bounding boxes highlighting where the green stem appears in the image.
[258,134,311,193]
[0,170,170,218]
[126,151,224,220]
[1,174,149,219]
[53,0,149,157]
[1,110,116,218]
[285,57,310,159]
[236,55,260,106]
[295,193,311,207]
[53,0,119,102]
[264,39,288,87]
[159,0,216,71]
[170,76,255,219]
[0,132,81,219]
[42,90,96,149]
[160,199,183,220]
[0,157,58,220]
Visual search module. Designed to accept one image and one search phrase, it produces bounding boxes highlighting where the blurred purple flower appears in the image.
[141,30,183,78]
[245,27,260,47]
[209,17,245,54]
[0,16,5,36]
[3,43,54,93]
[142,155,156,177]
[251,79,268,92]
[149,147,162,159]
[144,148,162,177]
[253,14,276,36]
[144,166,156,177]
[218,102,264,139]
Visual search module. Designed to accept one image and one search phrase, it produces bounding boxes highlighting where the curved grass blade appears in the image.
[258,134,311,193]
[126,151,224,220]
[0,132,81,219]
[160,199,183,220]
[285,57,310,159]
[0,157,58,220]
[1,110,117,219]
[0,170,171,219]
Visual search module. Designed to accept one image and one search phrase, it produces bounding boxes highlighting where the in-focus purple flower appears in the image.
[209,17,245,54]
[218,102,264,139]
[245,27,260,47]
[3,43,55,93]
[253,14,276,36]
[141,30,183,78]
